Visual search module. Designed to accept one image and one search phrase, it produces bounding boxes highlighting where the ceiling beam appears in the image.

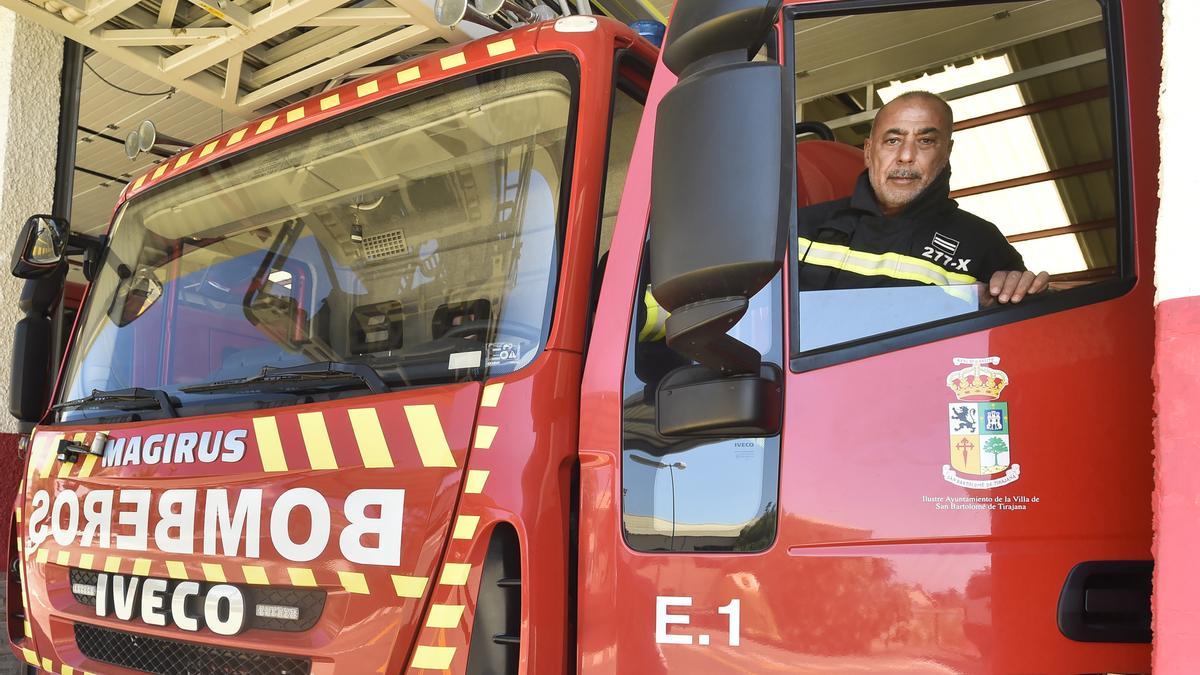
[96,27,230,46]
[249,24,394,87]
[301,7,413,26]
[164,0,353,79]
[238,24,430,109]
[156,0,180,26]
[76,0,145,29]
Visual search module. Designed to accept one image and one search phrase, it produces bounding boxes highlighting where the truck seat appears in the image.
[795,140,864,206]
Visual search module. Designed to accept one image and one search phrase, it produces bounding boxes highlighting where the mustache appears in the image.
[887,168,923,180]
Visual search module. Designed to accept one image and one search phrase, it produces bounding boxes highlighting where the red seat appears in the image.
[795,140,863,206]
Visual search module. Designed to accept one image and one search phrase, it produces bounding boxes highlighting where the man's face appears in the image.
[862,97,953,216]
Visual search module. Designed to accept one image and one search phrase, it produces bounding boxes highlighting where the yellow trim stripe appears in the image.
[286,107,305,123]
[349,408,393,468]
[202,562,226,582]
[487,38,516,57]
[104,556,122,573]
[464,469,489,494]
[440,52,466,70]
[35,549,48,564]
[452,515,480,540]
[320,94,340,111]
[42,657,52,671]
[481,382,504,407]
[396,66,420,84]
[338,570,369,594]
[38,436,59,477]
[392,574,428,598]
[256,116,277,134]
[439,563,471,586]
[133,558,152,576]
[228,128,247,145]
[426,604,465,629]
[166,560,188,579]
[21,648,36,665]
[357,80,379,97]
[77,453,99,478]
[289,567,317,587]
[200,140,219,158]
[55,550,70,566]
[14,506,20,523]
[23,620,30,638]
[253,416,289,472]
[152,164,168,179]
[133,174,147,190]
[298,412,337,470]
[62,665,75,675]
[79,553,94,569]
[57,460,73,478]
[797,236,977,286]
[474,425,498,450]
[405,405,455,468]
[175,151,193,169]
[243,565,269,585]
[411,645,456,670]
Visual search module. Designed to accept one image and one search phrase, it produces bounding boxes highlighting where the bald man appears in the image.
[797,91,1049,304]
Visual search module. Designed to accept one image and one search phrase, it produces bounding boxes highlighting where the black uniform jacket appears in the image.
[796,168,1024,291]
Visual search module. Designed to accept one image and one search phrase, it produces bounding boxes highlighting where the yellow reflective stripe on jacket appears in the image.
[638,288,668,342]
[797,236,977,286]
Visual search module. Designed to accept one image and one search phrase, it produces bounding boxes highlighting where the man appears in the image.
[797,91,1049,304]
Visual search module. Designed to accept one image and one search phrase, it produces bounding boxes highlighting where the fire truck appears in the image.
[5,0,1158,672]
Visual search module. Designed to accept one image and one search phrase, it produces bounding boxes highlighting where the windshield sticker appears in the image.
[486,342,522,367]
[448,351,482,369]
[943,357,1020,489]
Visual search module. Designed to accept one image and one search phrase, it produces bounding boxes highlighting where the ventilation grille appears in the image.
[75,623,311,675]
[363,228,409,260]
[69,568,326,632]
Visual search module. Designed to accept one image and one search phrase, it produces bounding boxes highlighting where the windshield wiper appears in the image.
[180,361,389,396]
[53,387,179,418]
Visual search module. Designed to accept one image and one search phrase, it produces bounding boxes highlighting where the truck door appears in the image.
[579,0,1158,672]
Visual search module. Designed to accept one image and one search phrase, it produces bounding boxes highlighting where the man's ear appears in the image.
[862,137,872,166]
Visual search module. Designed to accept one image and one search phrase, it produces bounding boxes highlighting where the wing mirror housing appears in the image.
[12,215,69,279]
[650,0,788,436]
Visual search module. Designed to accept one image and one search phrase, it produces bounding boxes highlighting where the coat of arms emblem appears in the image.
[943,357,1020,488]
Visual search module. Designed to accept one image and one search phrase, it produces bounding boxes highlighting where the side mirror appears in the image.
[12,215,69,279]
[650,0,788,436]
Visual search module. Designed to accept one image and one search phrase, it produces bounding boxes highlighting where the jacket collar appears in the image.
[848,166,955,219]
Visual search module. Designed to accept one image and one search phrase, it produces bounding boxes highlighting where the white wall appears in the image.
[1157,0,1200,304]
[0,9,64,433]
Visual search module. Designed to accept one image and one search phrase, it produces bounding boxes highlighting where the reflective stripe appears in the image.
[798,236,977,286]
[638,288,668,342]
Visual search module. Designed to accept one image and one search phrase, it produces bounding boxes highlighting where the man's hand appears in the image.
[987,270,1050,304]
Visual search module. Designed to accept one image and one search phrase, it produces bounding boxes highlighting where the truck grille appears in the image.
[69,568,326,632]
[75,623,311,675]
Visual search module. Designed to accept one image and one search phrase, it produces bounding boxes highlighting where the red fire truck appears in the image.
[6,0,1159,672]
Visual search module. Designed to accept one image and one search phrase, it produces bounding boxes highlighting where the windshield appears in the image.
[58,63,576,421]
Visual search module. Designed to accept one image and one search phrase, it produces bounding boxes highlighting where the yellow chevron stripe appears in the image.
[152,164,167,179]
[320,93,340,111]
[464,469,489,494]
[166,560,188,579]
[396,66,420,84]
[298,412,337,470]
[199,140,219,158]
[132,174,147,190]
[338,570,369,594]
[289,567,317,587]
[440,52,466,70]
[392,575,428,598]
[481,382,504,407]
[439,563,471,586]
[41,657,52,671]
[256,116,277,134]
[201,563,226,582]
[487,38,516,57]
[55,550,70,566]
[77,453,99,478]
[62,665,75,675]
[349,408,393,468]
[78,553,94,569]
[286,107,305,123]
[243,565,269,585]
[474,425,498,450]
[104,556,122,573]
[405,405,455,468]
[23,620,30,638]
[175,151,192,169]
[252,416,288,472]
[426,603,465,628]
[411,645,455,670]
[35,548,48,564]
[15,506,21,523]
[132,558,152,576]
[20,648,36,665]
[452,515,480,540]
[357,80,379,97]
[227,128,247,145]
